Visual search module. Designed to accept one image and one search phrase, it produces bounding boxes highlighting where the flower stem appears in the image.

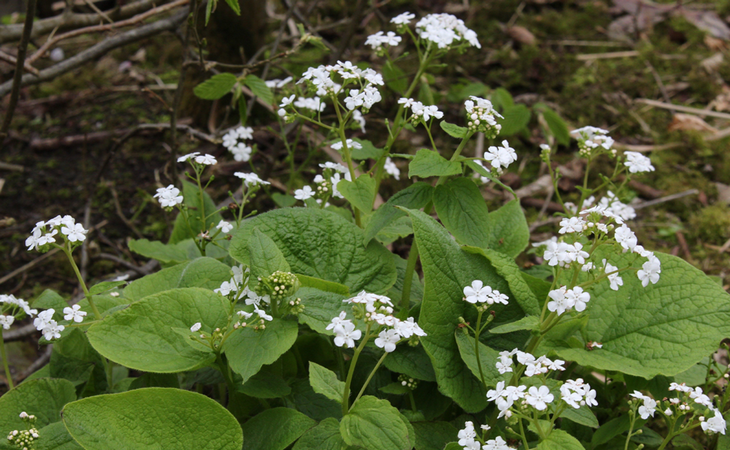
[474,310,488,390]
[518,418,531,450]
[0,335,13,390]
[342,328,371,414]
[352,350,388,407]
[63,244,101,320]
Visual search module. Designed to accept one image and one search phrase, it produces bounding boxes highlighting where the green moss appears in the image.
[688,203,730,244]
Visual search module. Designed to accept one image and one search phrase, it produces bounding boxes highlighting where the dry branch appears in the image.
[0,0,175,44]
[0,10,188,98]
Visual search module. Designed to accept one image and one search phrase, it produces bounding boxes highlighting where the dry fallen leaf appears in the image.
[708,86,730,112]
[507,26,537,45]
[667,113,718,134]
[701,53,724,73]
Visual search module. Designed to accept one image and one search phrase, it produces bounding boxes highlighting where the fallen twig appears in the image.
[0,50,39,75]
[0,10,188,98]
[633,189,698,210]
[636,99,730,120]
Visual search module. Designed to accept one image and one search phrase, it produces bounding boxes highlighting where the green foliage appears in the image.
[240,408,315,450]
[363,182,434,245]
[340,396,415,450]
[244,74,274,105]
[439,121,468,139]
[536,429,586,450]
[498,104,531,136]
[62,388,242,450]
[338,174,377,213]
[408,149,462,178]
[194,73,238,100]
[308,362,345,403]
[169,181,223,244]
[123,257,232,301]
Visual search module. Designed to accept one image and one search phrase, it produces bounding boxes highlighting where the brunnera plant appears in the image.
[2,10,730,450]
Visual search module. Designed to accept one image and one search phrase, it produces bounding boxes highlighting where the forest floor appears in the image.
[2,0,730,388]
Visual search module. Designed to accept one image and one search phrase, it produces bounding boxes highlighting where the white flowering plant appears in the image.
[2,10,730,450]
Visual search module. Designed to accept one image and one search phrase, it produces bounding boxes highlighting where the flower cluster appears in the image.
[154,185,183,209]
[457,421,513,450]
[234,171,269,188]
[415,13,480,49]
[1,294,37,328]
[33,309,64,340]
[384,157,401,180]
[212,266,275,330]
[668,383,726,435]
[546,286,590,316]
[624,151,655,174]
[264,76,292,89]
[463,280,509,307]
[398,98,444,125]
[465,96,502,137]
[294,162,352,204]
[26,215,87,252]
[7,412,39,450]
[177,152,217,166]
[221,126,255,162]
[560,378,598,409]
[495,349,565,376]
[484,140,517,173]
[365,31,402,52]
[327,291,426,352]
[570,126,614,157]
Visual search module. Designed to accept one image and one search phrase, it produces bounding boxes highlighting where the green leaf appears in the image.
[222,0,240,14]
[409,149,462,178]
[412,422,459,450]
[62,388,242,450]
[671,434,704,450]
[87,288,228,372]
[536,429,585,450]
[560,405,599,428]
[490,315,539,334]
[382,340,436,382]
[340,396,414,450]
[249,228,291,281]
[592,415,634,447]
[194,73,238,100]
[297,275,350,296]
[31,289,68,311]
[383,61,407,94]
[169,180,223,244]
[338,173,377,213]
[535,103,570,146]
[461,246,540,316]
[309,362,346,404]
[238,370,291,398]
[128,238,191,265]
[88,280,126,296]
[291,379,343,421]
[433,177,490,247]
[553,252,730,378]
[244,74,274,105]
[363,182,434,245]
[241,408,316,450]
[50,328,106,391]
[484,199,530,258]
[238,95,248,126]
[298,287,349,334]
[34,421,83,450]
[351,138,385,160]
[379,382,411,395]
[491,88,514,110]
[405,208,513,412]
[293,417,347,450]
[229,208,396,294]
[454,331,509,388]
[223,318,299,384]
[498,104,531,136]
[439,121,468,139]
[123,257,232,302]
[0,378,76,440]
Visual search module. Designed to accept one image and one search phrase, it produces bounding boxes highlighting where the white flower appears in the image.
[415,13,481,49]
[352,110,366,132]
[457,421,477,447]
[484,140,517,171]
[525,385,554,411]
[624,151,655,174]
[374,329,400,353]
[33,309,55,331]
[154,185,183,208]
[41,321,64,340]
[294,186,315,200]
[25,229,42,251]
[194,154,217,165]
[294,96,326,112]
[565,286,590,312]
[496,350,515,374]
[630,391,657,419]
[365,31,402,49]
[702,409,727,435]
[669,382,693,393]
[177,152,199,162]
[333,321,362,348]
[216,220,233,234]
[326,311,348,331]
[61,223,87,242]
[483,436,512,450]
[215,281,237,296]
[264,77,292,89]
[561,379,596,409]
[384,157,400,180]
[398,97,416,108]
[331,139,362,150]
[280,94,295,107]
[0,315,14,330]
[393,317,426,338]
[559,216,586,234]
[230,143,252,162]
[234,172,270,187]
[254,308,273,322]
[190,322,202,332]
[63,304,86,323]
[637,255,661,287]
[614,224,637,252]
[547,287,570,315]
[391,12,415,25]
[463,280,491,304]
[603,260,623,291]
[222,129,240,149]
